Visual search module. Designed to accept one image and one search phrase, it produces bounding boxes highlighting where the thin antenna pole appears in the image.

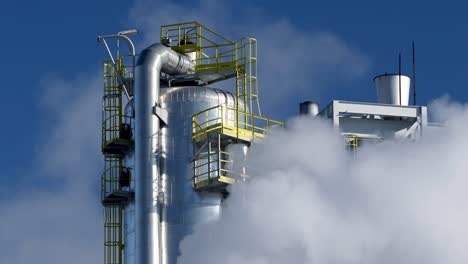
[399,52,402,105]
[412,41,417,105]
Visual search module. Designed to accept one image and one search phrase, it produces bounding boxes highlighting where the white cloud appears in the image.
[0,72,103,264]
[37,74,102,180]
[177,101,468,264]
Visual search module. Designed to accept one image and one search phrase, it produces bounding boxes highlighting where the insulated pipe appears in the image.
[134,44,194,264]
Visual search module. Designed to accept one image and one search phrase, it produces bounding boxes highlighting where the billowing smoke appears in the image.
[177,98,468,264]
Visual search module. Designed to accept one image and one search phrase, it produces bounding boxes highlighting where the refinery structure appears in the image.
[98,22,429,264]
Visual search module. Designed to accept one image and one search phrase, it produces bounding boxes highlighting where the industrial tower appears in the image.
[98,22,284,264]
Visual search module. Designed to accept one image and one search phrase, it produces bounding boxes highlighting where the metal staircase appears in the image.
[101,58,134,264]
[160,22,284,192]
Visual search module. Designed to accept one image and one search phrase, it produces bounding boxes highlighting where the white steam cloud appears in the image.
[0,74,103,264]
[177,98,468,264]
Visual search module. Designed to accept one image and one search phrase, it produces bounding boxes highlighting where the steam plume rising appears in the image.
[177,98,468,264]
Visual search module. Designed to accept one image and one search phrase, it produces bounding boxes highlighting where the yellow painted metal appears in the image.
[160,22,265,124]
[104,205,123,264]
[345,135,359,153]
[236,38,260,116]
[160,22,237,74]
[101,155,122,201]
[192,105,284,142]
[101,56,134,264]
[161,22,284,192]
[192,149,241,189]
[102,58,134,152]
[102,61,121,151]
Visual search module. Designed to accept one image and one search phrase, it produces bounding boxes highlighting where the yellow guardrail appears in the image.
[192,150,245,189]
[102,114,134,143]
[160,22,239,74]
[192,105,284,142]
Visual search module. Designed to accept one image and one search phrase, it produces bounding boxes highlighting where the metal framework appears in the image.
[160,22,261,115]
[345,135,359,153]
[104,205,123,264]
[101,56,135,264]
[318,100,430,156]
[98,23,284,264]
[159,22,284,191]
[319,100,428,140]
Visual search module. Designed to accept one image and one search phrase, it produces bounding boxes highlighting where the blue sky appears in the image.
[1,0,467,262]
[2,0,468,175]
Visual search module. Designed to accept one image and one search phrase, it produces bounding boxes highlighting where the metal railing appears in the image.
[192,149,245,188]
[101,56,133,264]
[160,21,238,73]
[102,58,134,151]
[192,105,284,141]
[104,205,123,264]
[101,156,134,202]
[101,114,134,149]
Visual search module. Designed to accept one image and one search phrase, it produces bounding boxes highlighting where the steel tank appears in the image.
[159,86,237,264]
[123,100,136,264]
[123,86,240,264]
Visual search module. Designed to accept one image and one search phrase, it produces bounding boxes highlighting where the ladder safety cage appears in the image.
[101,155,134,204]
[236,38,260,116]
[101,56,135,264]
[104,205,123,264]
[102,58,135,155]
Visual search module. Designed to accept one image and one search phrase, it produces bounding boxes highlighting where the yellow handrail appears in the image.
[192,104,284,141]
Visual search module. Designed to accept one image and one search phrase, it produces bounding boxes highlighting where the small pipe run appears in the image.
[134,44,194,264]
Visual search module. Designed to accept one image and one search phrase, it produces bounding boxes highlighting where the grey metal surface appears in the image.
[374,74,411,106]
[124,201,136,264]
[299,101,319,116]
[159,86,236,264]
[97,34,136,101]
[123,99,136,264]
[134,44,194,264]
[318,100,428,140]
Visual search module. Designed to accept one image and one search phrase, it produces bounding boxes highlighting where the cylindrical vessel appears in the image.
[134,50,162,264]
[374,74,411,106]
[159,86,237,264]
[124,201,136,264]
[134,44,194,264]
[299,101,319,116]
[123,99,136,264]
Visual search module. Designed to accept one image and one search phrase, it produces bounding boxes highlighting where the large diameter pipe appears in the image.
[134,44,194,264]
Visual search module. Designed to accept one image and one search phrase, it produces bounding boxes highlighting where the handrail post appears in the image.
[251,113,255,138]
[207,134,211,181]
[218,133,222,178]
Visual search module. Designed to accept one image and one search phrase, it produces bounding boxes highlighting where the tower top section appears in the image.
[160,21,251,86]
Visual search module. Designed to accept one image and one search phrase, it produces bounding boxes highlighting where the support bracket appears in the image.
[153,104,168,125]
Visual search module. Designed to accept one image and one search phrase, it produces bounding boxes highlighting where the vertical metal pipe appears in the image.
[412,41,417,105]
[399,52,402,105]
[134,44,194,264]
[135,53,162,264]
[208,134,212,180]
[218,133,221,179]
